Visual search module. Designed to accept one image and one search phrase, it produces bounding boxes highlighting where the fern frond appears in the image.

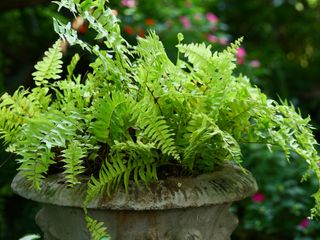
[111,140,157,188]
[85,215,110,240]
[183,114,217,169]
[144,116,179,159]
[53,18,91,52]
[12,111,83,190]
[52,0,77,14]
[90,92,129,143]
[177,41,237,88]
[32,39,63,86]
[85,140,157,205]
[132,97,180,160]
[85,154,127,205]
[67,53,80,80]
[224,37,243,55]
[53,75,92,112]
[177,42,212,72]
[0,87,50,145]
[62,140,86,186]
[183,113,242,170]
[136,32,174,69]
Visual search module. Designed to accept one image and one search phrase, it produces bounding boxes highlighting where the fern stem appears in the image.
[145,82,164,116]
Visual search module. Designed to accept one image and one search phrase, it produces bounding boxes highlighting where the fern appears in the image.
[85,140,157,205]
[143,117,179,159]
[12,111,83,190]
[0,87,50,146]
[85,215,110,240]
[67,53,80,80]
[178,42,212,71]
[32,39,63,86]
[110,140,158,188]
[85,155,126,204]
[0,1,319,239]
[62,140,86,186]
[183,113,242,170]
[177,39,241,88]
[132,97,180,160]
[90,92,130,144]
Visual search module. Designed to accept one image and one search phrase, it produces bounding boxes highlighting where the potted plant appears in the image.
[1,0,320,239]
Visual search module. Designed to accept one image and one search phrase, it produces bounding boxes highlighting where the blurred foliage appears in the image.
[0,3,59,239]
[0,0,319,239]
[209,0,320,130]
[232,145,320,240]
[0,3,65,93]
[109,0,230,58]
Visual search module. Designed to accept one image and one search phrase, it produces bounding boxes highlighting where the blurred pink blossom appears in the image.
[180,16,191,29]
[250,60,261,68]
[206,12,219,23]
[298,218,310,229]
[121,0,136,8]
[207,34,218,43]
[251,192,265,203]
[237,47,246,64]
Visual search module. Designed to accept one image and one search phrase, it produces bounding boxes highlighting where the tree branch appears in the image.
[0,0,52,12]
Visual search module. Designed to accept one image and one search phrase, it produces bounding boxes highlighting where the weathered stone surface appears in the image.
[11,164,258,240]
[11,164,257,210]
[35,202,238,240]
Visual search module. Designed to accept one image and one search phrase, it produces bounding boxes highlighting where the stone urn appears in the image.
[11,164,257,240]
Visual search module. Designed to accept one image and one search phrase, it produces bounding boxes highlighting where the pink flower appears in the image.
[250,60,261,68]
[251,192,265,203]
[180,16,191,30]
[237,47,246,64]
[298,218,310,229]
[206,12,219,23]
[121,0,136,8]
[207,34,218,43]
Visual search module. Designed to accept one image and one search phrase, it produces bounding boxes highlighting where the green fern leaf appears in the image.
[85,154,127,204]
[132,98,180,160]
[183,113,242,170]
[85,215,110,240]
[12,111,83,190]
[224,37,243,55]
[32,39,63,86]
[90,92,128,143]
[62,140,86,186]
[143,116,179,159]
[0,87,50,146]
[177,42,212,71]
[85,140,157,205]
[67,53,80,80]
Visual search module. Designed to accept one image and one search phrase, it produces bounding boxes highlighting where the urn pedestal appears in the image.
[11,164,257,240]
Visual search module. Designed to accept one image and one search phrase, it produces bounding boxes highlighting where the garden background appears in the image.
[0,0,319,239]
